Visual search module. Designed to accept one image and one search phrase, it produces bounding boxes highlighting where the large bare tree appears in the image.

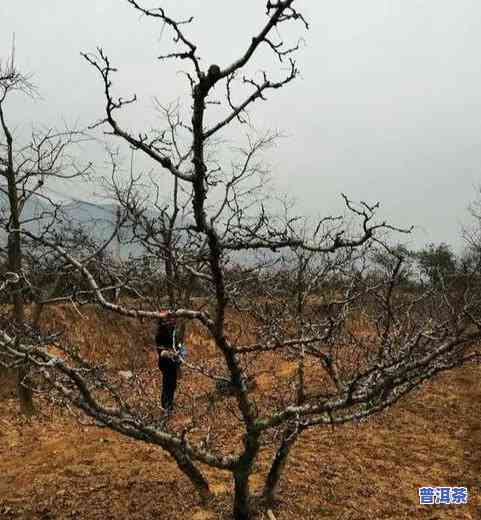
[3,3,481,519]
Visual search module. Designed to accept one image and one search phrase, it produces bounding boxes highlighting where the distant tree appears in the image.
[460,185,481,274]
[371,243,414,287]
[415,242,457,287]
[106,142,207,317]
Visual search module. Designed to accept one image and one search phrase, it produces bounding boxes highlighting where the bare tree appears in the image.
[106,144,204,312]
[3,3,481,519]
[0,47,92,414]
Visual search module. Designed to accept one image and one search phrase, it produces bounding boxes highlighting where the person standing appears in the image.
[155,316,183,412]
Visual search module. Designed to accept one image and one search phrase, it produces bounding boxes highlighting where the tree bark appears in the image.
[262,426,300,505]
[7,198,34,416]
[233,468,252,520]
[167,445,212,504]
[16,364,34,416]
[232,431,261,520]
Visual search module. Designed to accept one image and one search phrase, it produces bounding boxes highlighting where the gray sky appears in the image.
[2,0,481,251]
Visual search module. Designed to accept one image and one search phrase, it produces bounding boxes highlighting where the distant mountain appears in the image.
[0,192,131,259]
[0,191,256,266]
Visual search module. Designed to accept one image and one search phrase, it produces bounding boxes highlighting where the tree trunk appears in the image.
[16,364,34,416]
[7,230,34,416]
[233,468,252,520]
[262,426,300,505]
[232,429,262,520]
[167,445,212,504]
[164,240,176,308]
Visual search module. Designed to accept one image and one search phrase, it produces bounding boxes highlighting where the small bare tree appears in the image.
[106,144,204,313]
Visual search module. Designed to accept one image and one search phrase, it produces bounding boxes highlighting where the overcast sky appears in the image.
[2,0,481,251]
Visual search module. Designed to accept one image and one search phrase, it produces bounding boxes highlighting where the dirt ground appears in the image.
[0,307,480,519]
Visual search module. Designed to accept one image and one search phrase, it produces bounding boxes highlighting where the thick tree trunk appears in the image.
[233,468,252,520]
[232,431,261,520]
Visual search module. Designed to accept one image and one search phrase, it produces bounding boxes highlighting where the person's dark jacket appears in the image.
[155,319,175,350]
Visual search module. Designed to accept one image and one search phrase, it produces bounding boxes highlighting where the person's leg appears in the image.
[161,361,178,412]
[158,363,170,411]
